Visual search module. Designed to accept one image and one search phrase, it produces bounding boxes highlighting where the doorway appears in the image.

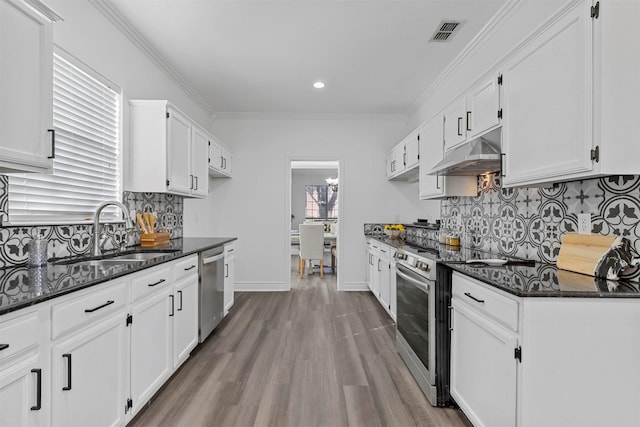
[286,159,342,290]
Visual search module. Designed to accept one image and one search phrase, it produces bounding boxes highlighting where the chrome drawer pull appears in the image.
[84,300,114,313]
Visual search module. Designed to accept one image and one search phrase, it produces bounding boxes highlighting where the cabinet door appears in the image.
[173,276,198,368]
[190,126,209,197]
[419,118,446,199]
[0,0,54,173]
[224,255,235,315]
[389,260,397,320]
[166,108,192,195]
[405,133,420,170]
[130,286,173,413]
[221,146,233,176]
[378,255,391,313]
[372,253,381,299]
[0,357,46,427]
[467,75,501,139]
[502,1,593,186]
[51,314,128,427]
[450,300,517,427]
[366,248,375,292]
[443,97,467,151]
[208,138,222,173]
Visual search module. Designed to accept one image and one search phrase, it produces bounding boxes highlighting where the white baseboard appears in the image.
[340,281,369,291]
[235,282,289,292]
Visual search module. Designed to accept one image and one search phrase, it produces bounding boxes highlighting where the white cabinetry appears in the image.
[209,135,233,178]
[190,125,211,197]
[0,0,59,174]
[444,74,502,152]
[386,130,419,180]
[224,243,236,315]
[128,100,209,197]
[172,255,199,368]
[451,275,518,427]
[0,309,48,427]
[50,280,128,427]
[502,1,593,186]
[365,239,396,319]
[129,265,173,414]
[418,117,477,199]
[501,0,640,187]
[451,271,640,427]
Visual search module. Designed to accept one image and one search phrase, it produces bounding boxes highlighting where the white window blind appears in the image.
[8,53,121,224]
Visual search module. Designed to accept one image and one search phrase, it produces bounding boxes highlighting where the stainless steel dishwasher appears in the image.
[199,247,225,342]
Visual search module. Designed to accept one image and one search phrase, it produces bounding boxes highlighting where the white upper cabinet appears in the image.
[128,100,210,197]
[466,75,502,140]
[0,0,60,174]
[500,0,640,187]
[502,1,593,187]
[419,117,477,200]
[387,130,419,180]
[190,125,210,197]
[443,97,468,151]
[444,74,502,152]
[208,135,233,178]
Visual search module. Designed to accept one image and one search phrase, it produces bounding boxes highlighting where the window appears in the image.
[305,185,338,219]
[8,51,121,224]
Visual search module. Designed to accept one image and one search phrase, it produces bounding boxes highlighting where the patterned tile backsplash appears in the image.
[441,173,640,281]
[0,176,183,267]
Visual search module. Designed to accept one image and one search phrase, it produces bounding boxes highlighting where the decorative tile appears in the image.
[0,181,184,266]
[440,173,640,281]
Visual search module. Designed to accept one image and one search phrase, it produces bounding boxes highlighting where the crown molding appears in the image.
[90,0,216,117]
[213,111,408,121]
[407,0,526,116]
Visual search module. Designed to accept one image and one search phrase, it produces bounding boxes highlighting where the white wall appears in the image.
[48,0,215,185]
[184,118,440,290]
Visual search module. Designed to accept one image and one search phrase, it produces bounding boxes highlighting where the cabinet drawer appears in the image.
[52,280,127,340]
[0,311,40,365]
[172,255,199,281]
[452,273,519,331]
[130,264,172,303]
[224,244,235,258]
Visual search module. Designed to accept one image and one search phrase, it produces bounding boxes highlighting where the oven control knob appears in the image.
[416,261,430,272]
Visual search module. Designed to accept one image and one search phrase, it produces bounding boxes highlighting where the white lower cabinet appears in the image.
[172,263,199,368]
[129,275,173,414]
[451,272,640,427]
[0,309,48,427]
[51,313,128,427]
[451,297,517,427]
[365,239,396,319]
[224,243,235,315]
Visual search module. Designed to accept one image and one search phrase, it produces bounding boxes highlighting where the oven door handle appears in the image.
[396,266,432,293]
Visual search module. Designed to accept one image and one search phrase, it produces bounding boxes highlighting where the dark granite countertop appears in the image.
[366,234,640,298]
[0,237,236,316]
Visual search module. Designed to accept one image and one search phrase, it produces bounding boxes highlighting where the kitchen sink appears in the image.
[52,249,180,266]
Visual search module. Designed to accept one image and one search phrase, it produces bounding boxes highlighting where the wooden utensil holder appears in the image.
[140,232,170,247]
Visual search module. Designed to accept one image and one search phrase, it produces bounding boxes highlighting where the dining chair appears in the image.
[299,223,325,278]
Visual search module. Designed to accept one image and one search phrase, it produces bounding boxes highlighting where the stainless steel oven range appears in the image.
[395,247,452,407]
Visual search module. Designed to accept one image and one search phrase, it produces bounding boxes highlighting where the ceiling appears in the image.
[101,0,506,116]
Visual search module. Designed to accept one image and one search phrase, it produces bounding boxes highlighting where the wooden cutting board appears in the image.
[556,233,617,276]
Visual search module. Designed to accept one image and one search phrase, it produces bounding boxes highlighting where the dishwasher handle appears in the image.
[202,253,225,264]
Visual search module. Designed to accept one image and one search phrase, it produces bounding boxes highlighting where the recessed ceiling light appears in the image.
[313,81,325,89]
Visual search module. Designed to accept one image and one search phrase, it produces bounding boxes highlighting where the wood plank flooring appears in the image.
[130,261,471,427]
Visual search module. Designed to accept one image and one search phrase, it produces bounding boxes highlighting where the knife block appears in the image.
[140,231,170,247]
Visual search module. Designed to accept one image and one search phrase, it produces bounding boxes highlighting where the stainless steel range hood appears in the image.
[427,134,501,176]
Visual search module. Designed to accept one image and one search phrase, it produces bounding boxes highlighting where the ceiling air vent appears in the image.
[430,21,462,42]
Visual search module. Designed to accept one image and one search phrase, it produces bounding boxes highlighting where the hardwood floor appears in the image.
[130,261,471,427]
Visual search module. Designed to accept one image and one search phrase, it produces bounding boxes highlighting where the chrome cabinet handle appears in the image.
[177,290,183,311]
[457,117,463,136]
[0,344,9,351]
[169,295,174,317]
[184,265,196,271]
[448,305,454,331]
[466,111,472,131]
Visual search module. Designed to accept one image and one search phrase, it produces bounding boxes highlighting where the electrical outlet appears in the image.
[578,213,591,234]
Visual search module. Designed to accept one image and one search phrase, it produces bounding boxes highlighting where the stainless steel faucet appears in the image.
[92,201,134,256]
